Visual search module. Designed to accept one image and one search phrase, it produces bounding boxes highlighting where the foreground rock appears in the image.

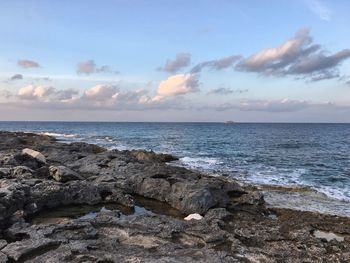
[0,131,349,262]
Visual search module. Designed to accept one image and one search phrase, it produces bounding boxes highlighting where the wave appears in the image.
[316,186,350,202]
[244,165,350,202]
[39,132,79,138]
[244,166,307,186]
[179,156,223,170]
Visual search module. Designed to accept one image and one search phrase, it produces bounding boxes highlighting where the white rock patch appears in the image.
[22,148,46,163]
[184,213,203,221]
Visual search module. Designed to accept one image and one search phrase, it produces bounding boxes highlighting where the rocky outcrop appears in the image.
[0,131,349,262]
[49,165,83,182]
[22,148,46,164]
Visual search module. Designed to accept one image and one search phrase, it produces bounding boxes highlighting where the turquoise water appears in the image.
[1,122,349,203]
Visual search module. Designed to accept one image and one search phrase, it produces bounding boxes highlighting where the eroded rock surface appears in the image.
[0,131,349,262]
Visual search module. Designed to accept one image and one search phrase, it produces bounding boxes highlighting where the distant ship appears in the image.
[225,120,235,124]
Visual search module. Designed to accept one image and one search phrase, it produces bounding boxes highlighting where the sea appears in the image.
[1,122,349,216]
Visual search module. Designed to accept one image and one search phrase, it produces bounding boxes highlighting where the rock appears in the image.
[22,148,46,164]
[0,240,7,250]
[131,150,178,163]
[0,252,7,263]
[204,208,231,222]
[184,213,203,220]
[0,131,349,262]
[1,238,60,261]
[0,168,11,178]
[12,166,33,179]
[49,165,83,182]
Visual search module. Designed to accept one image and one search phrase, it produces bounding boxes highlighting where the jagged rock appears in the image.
[0,240,7,250]
[0,168,11,178]
[22,148,46,164]
[131,150,178,163]
[1,238,60,261]
[49,165,83,182]
[0,252,7,263]
[12,166,33,179]
[0,131,349,262]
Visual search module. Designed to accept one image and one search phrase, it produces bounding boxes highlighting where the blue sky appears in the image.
[0,0,349,122]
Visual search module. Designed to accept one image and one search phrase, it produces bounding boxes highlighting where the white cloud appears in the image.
[236,28,350,83]
[17,85,77,102]
[17,85,54,100]
[155,74,199,100]
[237,28,314,73]
[83,85,119,100]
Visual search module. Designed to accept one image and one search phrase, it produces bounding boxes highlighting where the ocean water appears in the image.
[1,122,349,212]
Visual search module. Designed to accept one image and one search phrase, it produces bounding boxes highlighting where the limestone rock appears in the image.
[1,238,60,261]
[22,148,46,164]
[131,150,178,163]
[184,213,203,220]
[0,252,8,263]
[49,165,83,182]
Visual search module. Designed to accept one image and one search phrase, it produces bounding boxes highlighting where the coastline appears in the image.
[32,129,350,217]
[0,131,350,262]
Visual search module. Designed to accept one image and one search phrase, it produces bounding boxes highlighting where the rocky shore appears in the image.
[0,131,349,262]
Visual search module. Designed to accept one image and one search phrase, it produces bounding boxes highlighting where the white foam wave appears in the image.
[244,165,307,186]
[39,132,79,138]
[315,186,350,202]
[180,156,223,170]
[243,165,350,203]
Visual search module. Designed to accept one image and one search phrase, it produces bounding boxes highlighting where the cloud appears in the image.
[237,28,314,73]
[9,74,23,81]
[2,83,348,115]
[83,85,119,100]
[17,85,55,100]
[154,74,199,100]
[158,53,191,73]
[306,0,331,21]
[0,90,12,99]
[214,99,310,112]
[191,55,241,73]
[54,89,79,101]
[288,49,350,74]
[76,60,118,75]
[310,71,340,82]
[16,85,78,102]
[208,87,248,95]
[236,28,350,82]
[17,60,40,68]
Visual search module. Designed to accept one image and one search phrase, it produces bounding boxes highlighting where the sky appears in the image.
[0,0,349,122]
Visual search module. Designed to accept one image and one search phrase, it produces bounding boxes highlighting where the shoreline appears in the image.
[0,131,350,262]
[32,130,350,217]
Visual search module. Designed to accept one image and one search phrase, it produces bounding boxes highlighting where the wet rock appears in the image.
[131,150,178,163]
[49,165,83,182]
